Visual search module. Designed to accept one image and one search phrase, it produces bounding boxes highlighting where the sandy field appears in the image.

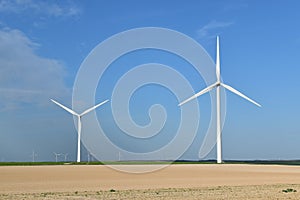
[1,164,300,199]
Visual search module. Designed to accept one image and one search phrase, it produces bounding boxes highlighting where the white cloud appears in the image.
[197,20,234,39]
[0,0,80,17]
[0,28,70,111]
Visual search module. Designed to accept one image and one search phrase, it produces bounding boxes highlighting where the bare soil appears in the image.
[1,164,300,199]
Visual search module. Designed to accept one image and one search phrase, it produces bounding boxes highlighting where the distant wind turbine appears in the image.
[63,153,68,162]
[179,36,261,164]
[51,99,109,162]
[31,150,37,162]
[87,151,91,163]
[53,152,61,162]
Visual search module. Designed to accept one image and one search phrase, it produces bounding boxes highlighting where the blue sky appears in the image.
[0,0,300,162]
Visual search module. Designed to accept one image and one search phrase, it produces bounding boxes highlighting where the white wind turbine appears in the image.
[53,152,61,162]
[63,153,68,162]
[51,99,109,162]
[179,36,261,164]
[31,150,37,162]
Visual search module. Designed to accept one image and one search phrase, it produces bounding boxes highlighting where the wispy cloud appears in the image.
[197,20,234,39]
[0,27,70,111]
[0,0,80,17]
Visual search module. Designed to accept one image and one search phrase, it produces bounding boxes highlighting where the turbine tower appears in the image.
[51,99,109,162]
[179,36,261,164]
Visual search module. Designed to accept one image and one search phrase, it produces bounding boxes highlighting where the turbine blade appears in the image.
[80,99,109,116]
[51,99,79,116]
[216,36,220,82]
[221,83,261,107]
[178,82,218,106]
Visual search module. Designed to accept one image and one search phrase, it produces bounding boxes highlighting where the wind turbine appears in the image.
[63,153,68,162]
[53,152,61,162]
[31,150,37,162]
[51,99,109,162]
[87,151,91,163]
[178,36,261,164]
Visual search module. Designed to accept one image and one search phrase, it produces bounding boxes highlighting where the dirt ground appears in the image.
[1,164,300,199]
